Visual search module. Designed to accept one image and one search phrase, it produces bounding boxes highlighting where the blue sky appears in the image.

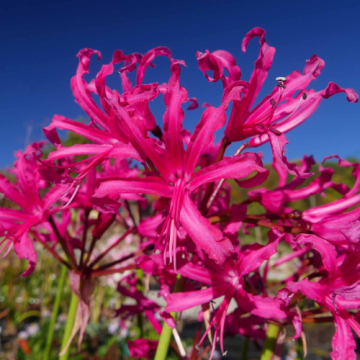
[1,0,359,167]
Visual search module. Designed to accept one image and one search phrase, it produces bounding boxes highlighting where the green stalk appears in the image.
[43,265,67,360]
[154,275,182,360]
[136,269,144,337]
[241,337,249,360]
[59,291,79,360]
[260,323,280,360]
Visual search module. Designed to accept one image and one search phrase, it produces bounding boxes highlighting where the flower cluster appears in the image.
[1,28,359,359]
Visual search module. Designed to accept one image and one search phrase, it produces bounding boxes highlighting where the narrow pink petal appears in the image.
[232,27,275,121]
[71,49,110,130]
[184,83,244,177]
[95,50,131,115]
[0,209,30,222]
[47,144,113,160]
[42,185,67,210]
[186,97,198,110]
[303,193,360,222]
[197,49,241,88]
[180,194,235,266]
[296,234,337,278]
[178,261,228,285]
[94,176,173,199]
[109,94,174,181]
[239,229,282,276]
[44,115,117,145]
[321,82,358,103]
[119,83,159,106]
[236,288,290,320]
[189,152,268,192]
[286,278,325,304]
[0,174,32,212]
[267,131,313,178]
[250,81,358,147]
[162,60,187,176]
[330,315,357,360]
[136,46,172,85]
[165,284,228,312]
[14,233,37,276]
[304,54,325,77]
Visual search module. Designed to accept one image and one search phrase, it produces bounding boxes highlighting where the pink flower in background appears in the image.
[164,230,301,358]
[0,143,65,275]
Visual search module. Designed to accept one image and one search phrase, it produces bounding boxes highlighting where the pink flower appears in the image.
[164,230,301,358]
[0,143,65,275]
[286,234,360,360]
[198,28,358,177]
[93,60,268,268]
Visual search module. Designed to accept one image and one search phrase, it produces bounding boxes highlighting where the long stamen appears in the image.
[61,184,81,209]
[283,92,307,122]
[172,328,186,357]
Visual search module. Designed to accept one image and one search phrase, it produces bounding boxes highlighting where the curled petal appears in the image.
[331,315,357,360]
[197,49,241,88]
[71,49,111,130]
[136,46,172,85]
[267,131,313,178]
[95,50,133,115]
[296,234,337,278]
[241,27,275,113]
[14,233,37,276]
[321,82,358,103]
[186,97,198,110]
[180,195,235,266]
[304,54,325,77]
[119,83,160,106]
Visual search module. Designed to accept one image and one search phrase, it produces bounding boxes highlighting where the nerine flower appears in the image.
[164,230,301,358]
[93,60,269,268]
[198,27,358,176]
[285,231,360,360]
[0,143,65,275]
[43,47,197,186]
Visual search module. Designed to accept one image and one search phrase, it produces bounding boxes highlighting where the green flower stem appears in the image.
[136,269,144,337]
[260,323,280,360]
[43,264,67,360]
[154,275,182,360]
[59,291,79,360]
[241,337,249,360]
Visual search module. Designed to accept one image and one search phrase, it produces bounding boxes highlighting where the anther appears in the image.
[268,126,282,136]
[270,98,276,108]
[302,92,307,100]
[290,210,302,220]
[276,77,287,82]
[277,83,286,89]
[223,350,228,357]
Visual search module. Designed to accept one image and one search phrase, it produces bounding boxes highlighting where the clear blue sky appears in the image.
[1,0,359,167]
